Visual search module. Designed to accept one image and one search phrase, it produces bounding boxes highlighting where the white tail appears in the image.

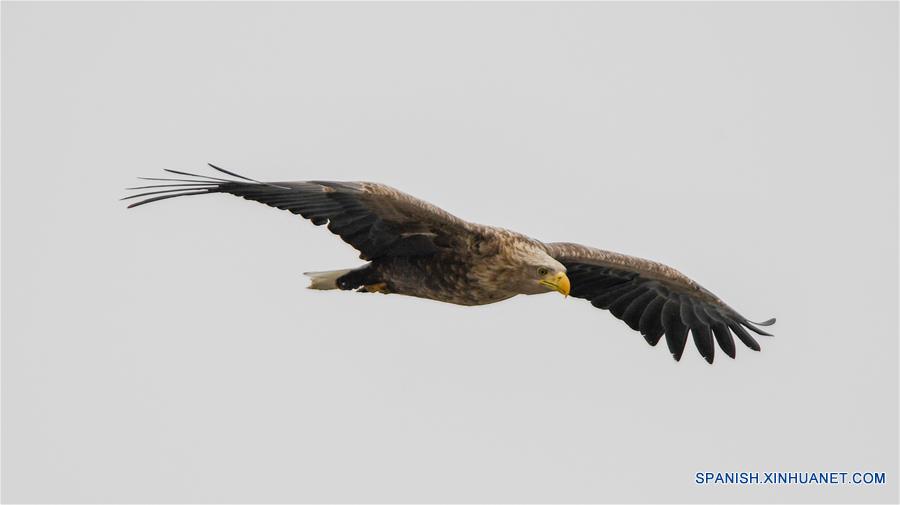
[303,269,352,290]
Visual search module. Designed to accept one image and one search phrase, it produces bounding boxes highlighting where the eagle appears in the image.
[125,164,775,364]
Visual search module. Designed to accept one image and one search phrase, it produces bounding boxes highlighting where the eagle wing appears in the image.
[544,242,775,363]
[125,164,479,260]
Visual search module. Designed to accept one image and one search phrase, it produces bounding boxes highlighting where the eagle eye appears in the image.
[537,267,549,276]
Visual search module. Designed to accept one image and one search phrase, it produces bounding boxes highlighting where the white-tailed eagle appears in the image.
[125,164,775,364]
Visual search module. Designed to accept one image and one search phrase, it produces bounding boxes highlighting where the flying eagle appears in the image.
[125,164,775,363]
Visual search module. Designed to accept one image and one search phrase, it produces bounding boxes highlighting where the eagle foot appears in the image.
[361,282,389,294]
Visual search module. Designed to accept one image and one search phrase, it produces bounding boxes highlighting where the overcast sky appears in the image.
[3,2,898,503]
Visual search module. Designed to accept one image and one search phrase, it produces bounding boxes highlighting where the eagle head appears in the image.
[535,263,571,297]
[505,244,570,297]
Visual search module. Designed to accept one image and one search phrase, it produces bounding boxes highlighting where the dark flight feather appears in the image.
[545,242,775,363]
[689,303,716,364]
[608,286,649,319]
[621,290,657,331]
[126,165,478,261]
[710,319,736,359]
[638,297,666,346]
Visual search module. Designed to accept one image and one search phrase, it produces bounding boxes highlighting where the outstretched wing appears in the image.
[544,242,775,363]
[124,164,479,260]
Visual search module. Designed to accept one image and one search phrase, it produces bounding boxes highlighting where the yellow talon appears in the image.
[364,282,388,293]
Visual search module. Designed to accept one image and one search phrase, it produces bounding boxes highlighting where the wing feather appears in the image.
[545,242,774,363]
[125,164,480,260]
[621,290,657,331]
[638,297,666,346]
[662,297,690,361]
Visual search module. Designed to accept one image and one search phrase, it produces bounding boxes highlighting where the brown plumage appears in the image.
[125,164,775,363]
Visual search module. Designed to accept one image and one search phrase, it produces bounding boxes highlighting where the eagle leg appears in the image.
[335,264,382,291]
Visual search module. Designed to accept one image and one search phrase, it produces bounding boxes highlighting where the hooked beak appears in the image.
[539,272,571,298]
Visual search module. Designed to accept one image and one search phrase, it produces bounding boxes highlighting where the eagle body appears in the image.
[125,164,775,364]
[330,229,561,306]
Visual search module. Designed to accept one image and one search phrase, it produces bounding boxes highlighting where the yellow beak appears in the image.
[540,272,571,298]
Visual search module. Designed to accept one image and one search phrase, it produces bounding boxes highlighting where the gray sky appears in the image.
[2,2,897,503]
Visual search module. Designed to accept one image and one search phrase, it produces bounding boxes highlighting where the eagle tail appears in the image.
[304,269,353,290]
